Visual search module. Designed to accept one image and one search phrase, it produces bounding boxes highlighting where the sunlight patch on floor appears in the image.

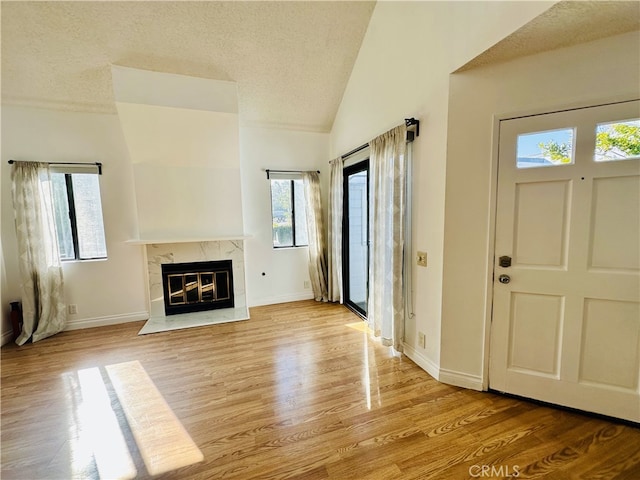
[77,368,137,479]
[345,321,372,333]
[106,361,204,475]
[63,360,203,477]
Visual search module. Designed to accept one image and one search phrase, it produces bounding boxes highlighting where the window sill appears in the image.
[61,257,108,264]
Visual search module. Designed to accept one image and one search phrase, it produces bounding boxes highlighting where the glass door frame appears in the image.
[342,159,369,319]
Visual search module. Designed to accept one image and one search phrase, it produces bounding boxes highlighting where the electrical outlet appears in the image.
[417,251,427,267]
[304,281,311,289]
[68,304,78,315]
[418,331,426,348]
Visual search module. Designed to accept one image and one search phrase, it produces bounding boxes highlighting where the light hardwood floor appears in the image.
[2,300,639,479]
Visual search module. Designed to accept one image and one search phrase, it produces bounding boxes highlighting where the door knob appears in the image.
[498,274,511,284]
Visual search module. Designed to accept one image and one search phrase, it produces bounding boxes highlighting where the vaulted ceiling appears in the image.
[2,1,638,133]
[1,1,375,132]
[458,1,640,71]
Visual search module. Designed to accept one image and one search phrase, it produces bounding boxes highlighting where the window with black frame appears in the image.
[269,176,308,248]
[50,168,107,261]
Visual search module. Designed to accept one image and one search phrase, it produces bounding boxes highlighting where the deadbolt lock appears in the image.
[499,256,512,268]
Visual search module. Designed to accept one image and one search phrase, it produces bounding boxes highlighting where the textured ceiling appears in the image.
[457,1,640,72]
[1,1,375,132]
[4,1,638,132]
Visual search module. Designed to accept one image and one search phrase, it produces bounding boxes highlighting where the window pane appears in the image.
[51,173,75,260]
[347,170,368,310]
[71,174,107,259]
[516,128,575,168]
[595,119,640,162]
[271,179,293,247]
[293,179,308,246]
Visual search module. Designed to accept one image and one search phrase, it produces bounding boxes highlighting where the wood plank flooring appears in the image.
[2,300,639,479]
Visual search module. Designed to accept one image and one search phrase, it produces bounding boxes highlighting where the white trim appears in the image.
[1,313,148,344]
[482,113,502,392]
[240,118,329,134]
[64,311,149,331]
[126,235,250,245]
[249,292,314,307]
[403,343,485,391]
[403,343,440,382]
[495,96,640,123]
[439,368,484,391]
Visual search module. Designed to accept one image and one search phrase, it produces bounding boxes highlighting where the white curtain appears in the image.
[368,124,407,351]
[327,157,344,303]
[11,162,67,345]
[302,171,328,302]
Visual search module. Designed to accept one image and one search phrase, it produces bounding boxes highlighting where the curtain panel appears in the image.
[327,158,344,303]
[368,124,407,351]
[302,171,329,302]
[11,162,67,344]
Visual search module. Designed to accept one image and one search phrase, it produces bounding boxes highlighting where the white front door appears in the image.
[490,100,640,422]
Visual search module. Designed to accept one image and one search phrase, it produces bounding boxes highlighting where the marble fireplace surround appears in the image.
[128,238,250,334]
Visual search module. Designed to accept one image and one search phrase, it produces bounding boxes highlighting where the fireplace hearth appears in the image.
[161,260,234,315]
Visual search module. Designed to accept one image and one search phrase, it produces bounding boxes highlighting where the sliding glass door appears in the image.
[343,160,369,317]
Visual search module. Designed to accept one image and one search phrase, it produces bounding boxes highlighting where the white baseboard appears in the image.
[1,313,148,346]
[439,367,484,391]
[403,343,484,391]
[248,292,314,308]
[403,343,441,382]
[65,311,149,331]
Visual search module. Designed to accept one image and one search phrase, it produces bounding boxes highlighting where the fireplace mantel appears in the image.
[126,235,251,245]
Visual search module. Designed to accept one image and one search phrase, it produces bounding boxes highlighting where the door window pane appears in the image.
[516,128,575,168]
[595,119,640,162]
[347,171,368,311]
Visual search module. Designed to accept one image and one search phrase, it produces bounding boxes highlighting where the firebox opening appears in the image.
[161,260,234,315]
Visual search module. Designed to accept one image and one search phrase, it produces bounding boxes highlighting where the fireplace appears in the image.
[161,260,234,315]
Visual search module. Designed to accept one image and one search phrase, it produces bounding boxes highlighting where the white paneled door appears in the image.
[490,100,640,422]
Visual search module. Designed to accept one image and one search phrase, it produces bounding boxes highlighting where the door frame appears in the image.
[342,159,370,319]
[483,96,640,391]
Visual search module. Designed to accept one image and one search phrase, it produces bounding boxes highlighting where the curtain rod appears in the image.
[341,143,369,160]
[339,117,420,161]
[265,169,320,179]
[8,159,103,175]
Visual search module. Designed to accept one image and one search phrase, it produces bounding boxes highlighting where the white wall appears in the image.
[240,125,329,306]
[330,1,554,381]
[1,106,331,341]
[1,106,149,338]
[116,103,244,239]
[442,31,640,385]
